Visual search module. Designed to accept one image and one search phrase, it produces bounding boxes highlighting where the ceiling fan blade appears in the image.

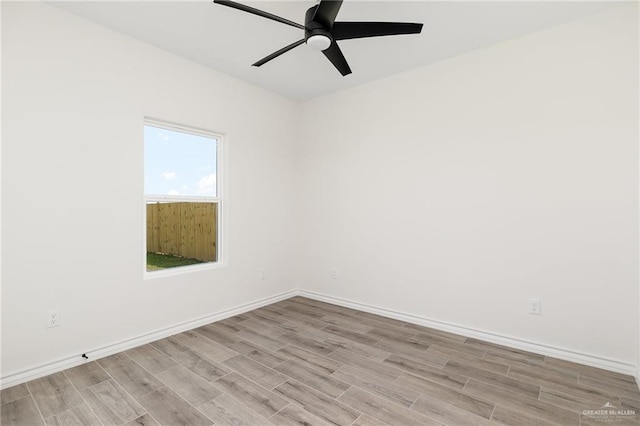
[252,39,305,67]
[313,0,343,29]
[322,41,352,76]
[213,0,305,30]
[332,22,423,40]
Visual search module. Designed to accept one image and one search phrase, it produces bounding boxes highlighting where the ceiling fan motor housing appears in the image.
[305,5,332,48]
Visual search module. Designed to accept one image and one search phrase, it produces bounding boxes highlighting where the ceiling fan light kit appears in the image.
[306,35,332,51]
[213,0,423,76]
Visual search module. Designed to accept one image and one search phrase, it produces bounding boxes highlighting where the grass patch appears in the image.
[146,252,206,271]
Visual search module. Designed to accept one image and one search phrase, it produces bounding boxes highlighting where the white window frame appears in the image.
[143,117,224,279]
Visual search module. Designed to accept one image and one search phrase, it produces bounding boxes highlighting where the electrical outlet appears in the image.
[331,268,338,280]
[46,310,60,328]
[259,269,266,280]
[528,299,541,315]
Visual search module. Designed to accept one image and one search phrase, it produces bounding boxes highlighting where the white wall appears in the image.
[1,2,298,378]
[296,5,639,365]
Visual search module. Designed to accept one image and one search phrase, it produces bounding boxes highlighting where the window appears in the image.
[144,119,221,273]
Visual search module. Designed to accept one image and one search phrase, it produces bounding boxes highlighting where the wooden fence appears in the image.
[146,202,217,262]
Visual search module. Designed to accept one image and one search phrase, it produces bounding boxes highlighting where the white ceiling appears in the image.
[51,1,620,101]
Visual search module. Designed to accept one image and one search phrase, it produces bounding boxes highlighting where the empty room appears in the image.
[1,0,639,425]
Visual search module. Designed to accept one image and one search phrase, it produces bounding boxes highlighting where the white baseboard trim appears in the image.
[298,290,637,377]
[2,288,637,389]
[0,290,297,389]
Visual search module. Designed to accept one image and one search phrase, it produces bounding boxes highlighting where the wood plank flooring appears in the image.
[2,296,639,425]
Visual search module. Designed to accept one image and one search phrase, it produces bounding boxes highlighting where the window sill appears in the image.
[143,260,225,280]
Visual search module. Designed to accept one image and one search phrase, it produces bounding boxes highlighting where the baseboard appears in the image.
[2,287,637,389]
[0,290,298,389]
[298,289,637,377]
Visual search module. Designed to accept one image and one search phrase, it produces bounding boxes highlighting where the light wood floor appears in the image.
[1,296,638,425]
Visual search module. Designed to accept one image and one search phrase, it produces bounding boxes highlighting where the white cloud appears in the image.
[168,190,180,195]
[197,174,216,195]
[161,171,177,180]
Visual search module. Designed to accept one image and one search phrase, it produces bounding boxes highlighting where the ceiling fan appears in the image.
[213,0,423,76]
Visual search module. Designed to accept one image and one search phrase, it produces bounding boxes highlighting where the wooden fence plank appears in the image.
[146,202,217,262]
